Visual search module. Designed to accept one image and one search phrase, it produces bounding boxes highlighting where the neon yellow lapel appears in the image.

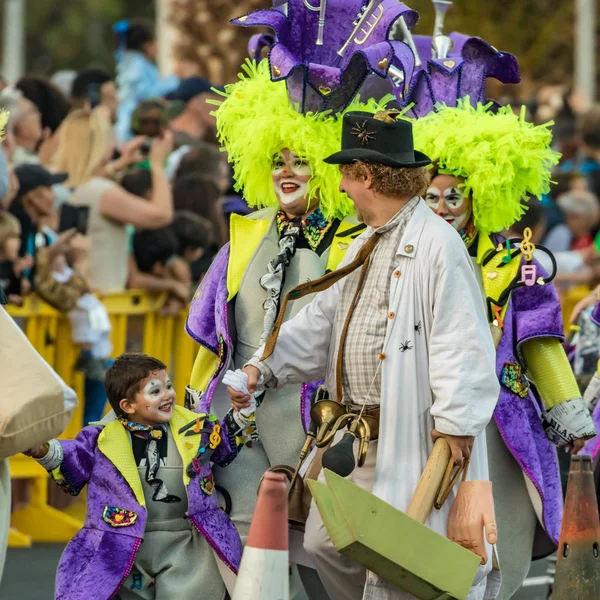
[98,422,145,507]
[326,216,361,272]
[477,235,521,322]
[170,406,208,486]
[227,213,271,301]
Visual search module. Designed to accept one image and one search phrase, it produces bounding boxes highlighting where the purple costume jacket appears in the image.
[49,407,242,600]
[485,234,564,556]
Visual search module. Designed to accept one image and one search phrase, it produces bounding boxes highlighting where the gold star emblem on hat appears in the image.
[351,120,376,146]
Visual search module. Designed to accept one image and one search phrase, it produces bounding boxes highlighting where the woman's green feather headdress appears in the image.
[412,99,561,234]
[210,60,390,220]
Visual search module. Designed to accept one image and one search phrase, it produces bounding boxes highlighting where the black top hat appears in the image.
[324,111,431,169]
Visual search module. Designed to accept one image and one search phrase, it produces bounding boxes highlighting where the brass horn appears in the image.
[337,0,384,57]
[431,0,453,60]
[311,399,347,443]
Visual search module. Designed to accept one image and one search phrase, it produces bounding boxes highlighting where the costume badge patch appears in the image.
[501,362,530,398]
[102,506,138,528]
[200,474,215,496]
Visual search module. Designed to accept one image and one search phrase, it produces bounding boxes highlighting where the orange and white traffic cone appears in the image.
[551,455,600,599]
[232,471,290,600]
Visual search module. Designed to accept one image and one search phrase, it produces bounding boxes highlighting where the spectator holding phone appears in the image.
[54,108,174,294]
[9,164,68,285]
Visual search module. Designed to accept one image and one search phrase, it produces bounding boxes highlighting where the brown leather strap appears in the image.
[261,232,382,362]
[434,453,471,510]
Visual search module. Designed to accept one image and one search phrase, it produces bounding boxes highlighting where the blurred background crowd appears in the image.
[0,0,596,414]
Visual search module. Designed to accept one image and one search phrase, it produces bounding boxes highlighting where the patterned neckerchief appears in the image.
[276,207,333,252]
[118,418,180,503]
[118,418,168,439]
[459,215,478,249]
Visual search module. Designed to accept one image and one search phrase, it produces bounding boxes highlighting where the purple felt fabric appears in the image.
[247,33,276,60]
[233,0,418,113]
[53,425,242,599]
[404,33,520,117]
[492,245,565,547]
[591,301,600,327]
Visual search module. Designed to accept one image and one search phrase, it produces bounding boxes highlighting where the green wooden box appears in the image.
[308,470,481,600]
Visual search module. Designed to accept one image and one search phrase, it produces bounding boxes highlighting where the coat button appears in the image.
[404,244,414,254]
[379,353,386,360]
[393,270,401,278]
[388,312,395,319]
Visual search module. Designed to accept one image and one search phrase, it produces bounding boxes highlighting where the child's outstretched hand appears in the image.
[23,443,49,459]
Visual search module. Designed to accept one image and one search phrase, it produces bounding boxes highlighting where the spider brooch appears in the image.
[351,120,376,146]
[414,321,422,335]
[399,340,413,353]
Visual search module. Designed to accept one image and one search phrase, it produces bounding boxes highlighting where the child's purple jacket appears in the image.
[49,406,242,600]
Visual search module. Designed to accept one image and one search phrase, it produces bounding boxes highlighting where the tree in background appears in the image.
[168,0,269,86]
[410,0,598,98]
[18,0,154,75]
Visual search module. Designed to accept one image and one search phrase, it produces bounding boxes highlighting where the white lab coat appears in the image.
[258,199,501,599]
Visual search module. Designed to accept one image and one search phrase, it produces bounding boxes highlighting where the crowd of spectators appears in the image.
[0,18,247,424]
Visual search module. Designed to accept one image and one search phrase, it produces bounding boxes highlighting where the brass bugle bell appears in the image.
[311,399,347,444]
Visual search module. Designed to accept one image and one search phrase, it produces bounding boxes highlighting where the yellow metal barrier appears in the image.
[560,285,592,332]
[6,291,198,546]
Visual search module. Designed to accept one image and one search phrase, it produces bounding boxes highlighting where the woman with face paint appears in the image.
[26,353,253,600]
[414,100,597,600]
[424,174,476,247]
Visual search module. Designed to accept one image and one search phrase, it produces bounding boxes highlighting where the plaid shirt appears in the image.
[325,197,420,405]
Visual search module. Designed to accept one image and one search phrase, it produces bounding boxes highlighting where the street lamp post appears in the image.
[156,0,176,76]
[2,0,25,83]
[575,0,597,103]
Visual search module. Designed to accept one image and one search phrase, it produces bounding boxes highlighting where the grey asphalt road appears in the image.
[0,544,554,600]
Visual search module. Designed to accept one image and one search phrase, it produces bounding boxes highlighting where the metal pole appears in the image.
[575,0,597,103]
[156,0,175,76]
[2,0,26,83]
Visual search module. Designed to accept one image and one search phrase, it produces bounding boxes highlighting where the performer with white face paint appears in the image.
[185,56,392,597]
[26,353,249,600]
[414,102,597,599]
[425,176,474,241]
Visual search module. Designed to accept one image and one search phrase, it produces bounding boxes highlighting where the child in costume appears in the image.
[186,1,420,595]
[413,101,597,599]
[26,353,249,600]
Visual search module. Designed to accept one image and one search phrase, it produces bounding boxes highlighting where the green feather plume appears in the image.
[412,99,561,234]
[211,60,390,220]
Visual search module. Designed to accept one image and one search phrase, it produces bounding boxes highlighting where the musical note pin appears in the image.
[521,227,536,262]
[520,264,537,287]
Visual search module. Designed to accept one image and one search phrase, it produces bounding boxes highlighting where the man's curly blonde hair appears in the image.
[340,161,431,199]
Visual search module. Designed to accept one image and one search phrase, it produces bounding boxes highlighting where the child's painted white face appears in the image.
[121,370,176,426]
[271,149,316,215]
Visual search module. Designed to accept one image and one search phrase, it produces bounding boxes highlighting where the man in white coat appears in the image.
[229,111,502,600]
